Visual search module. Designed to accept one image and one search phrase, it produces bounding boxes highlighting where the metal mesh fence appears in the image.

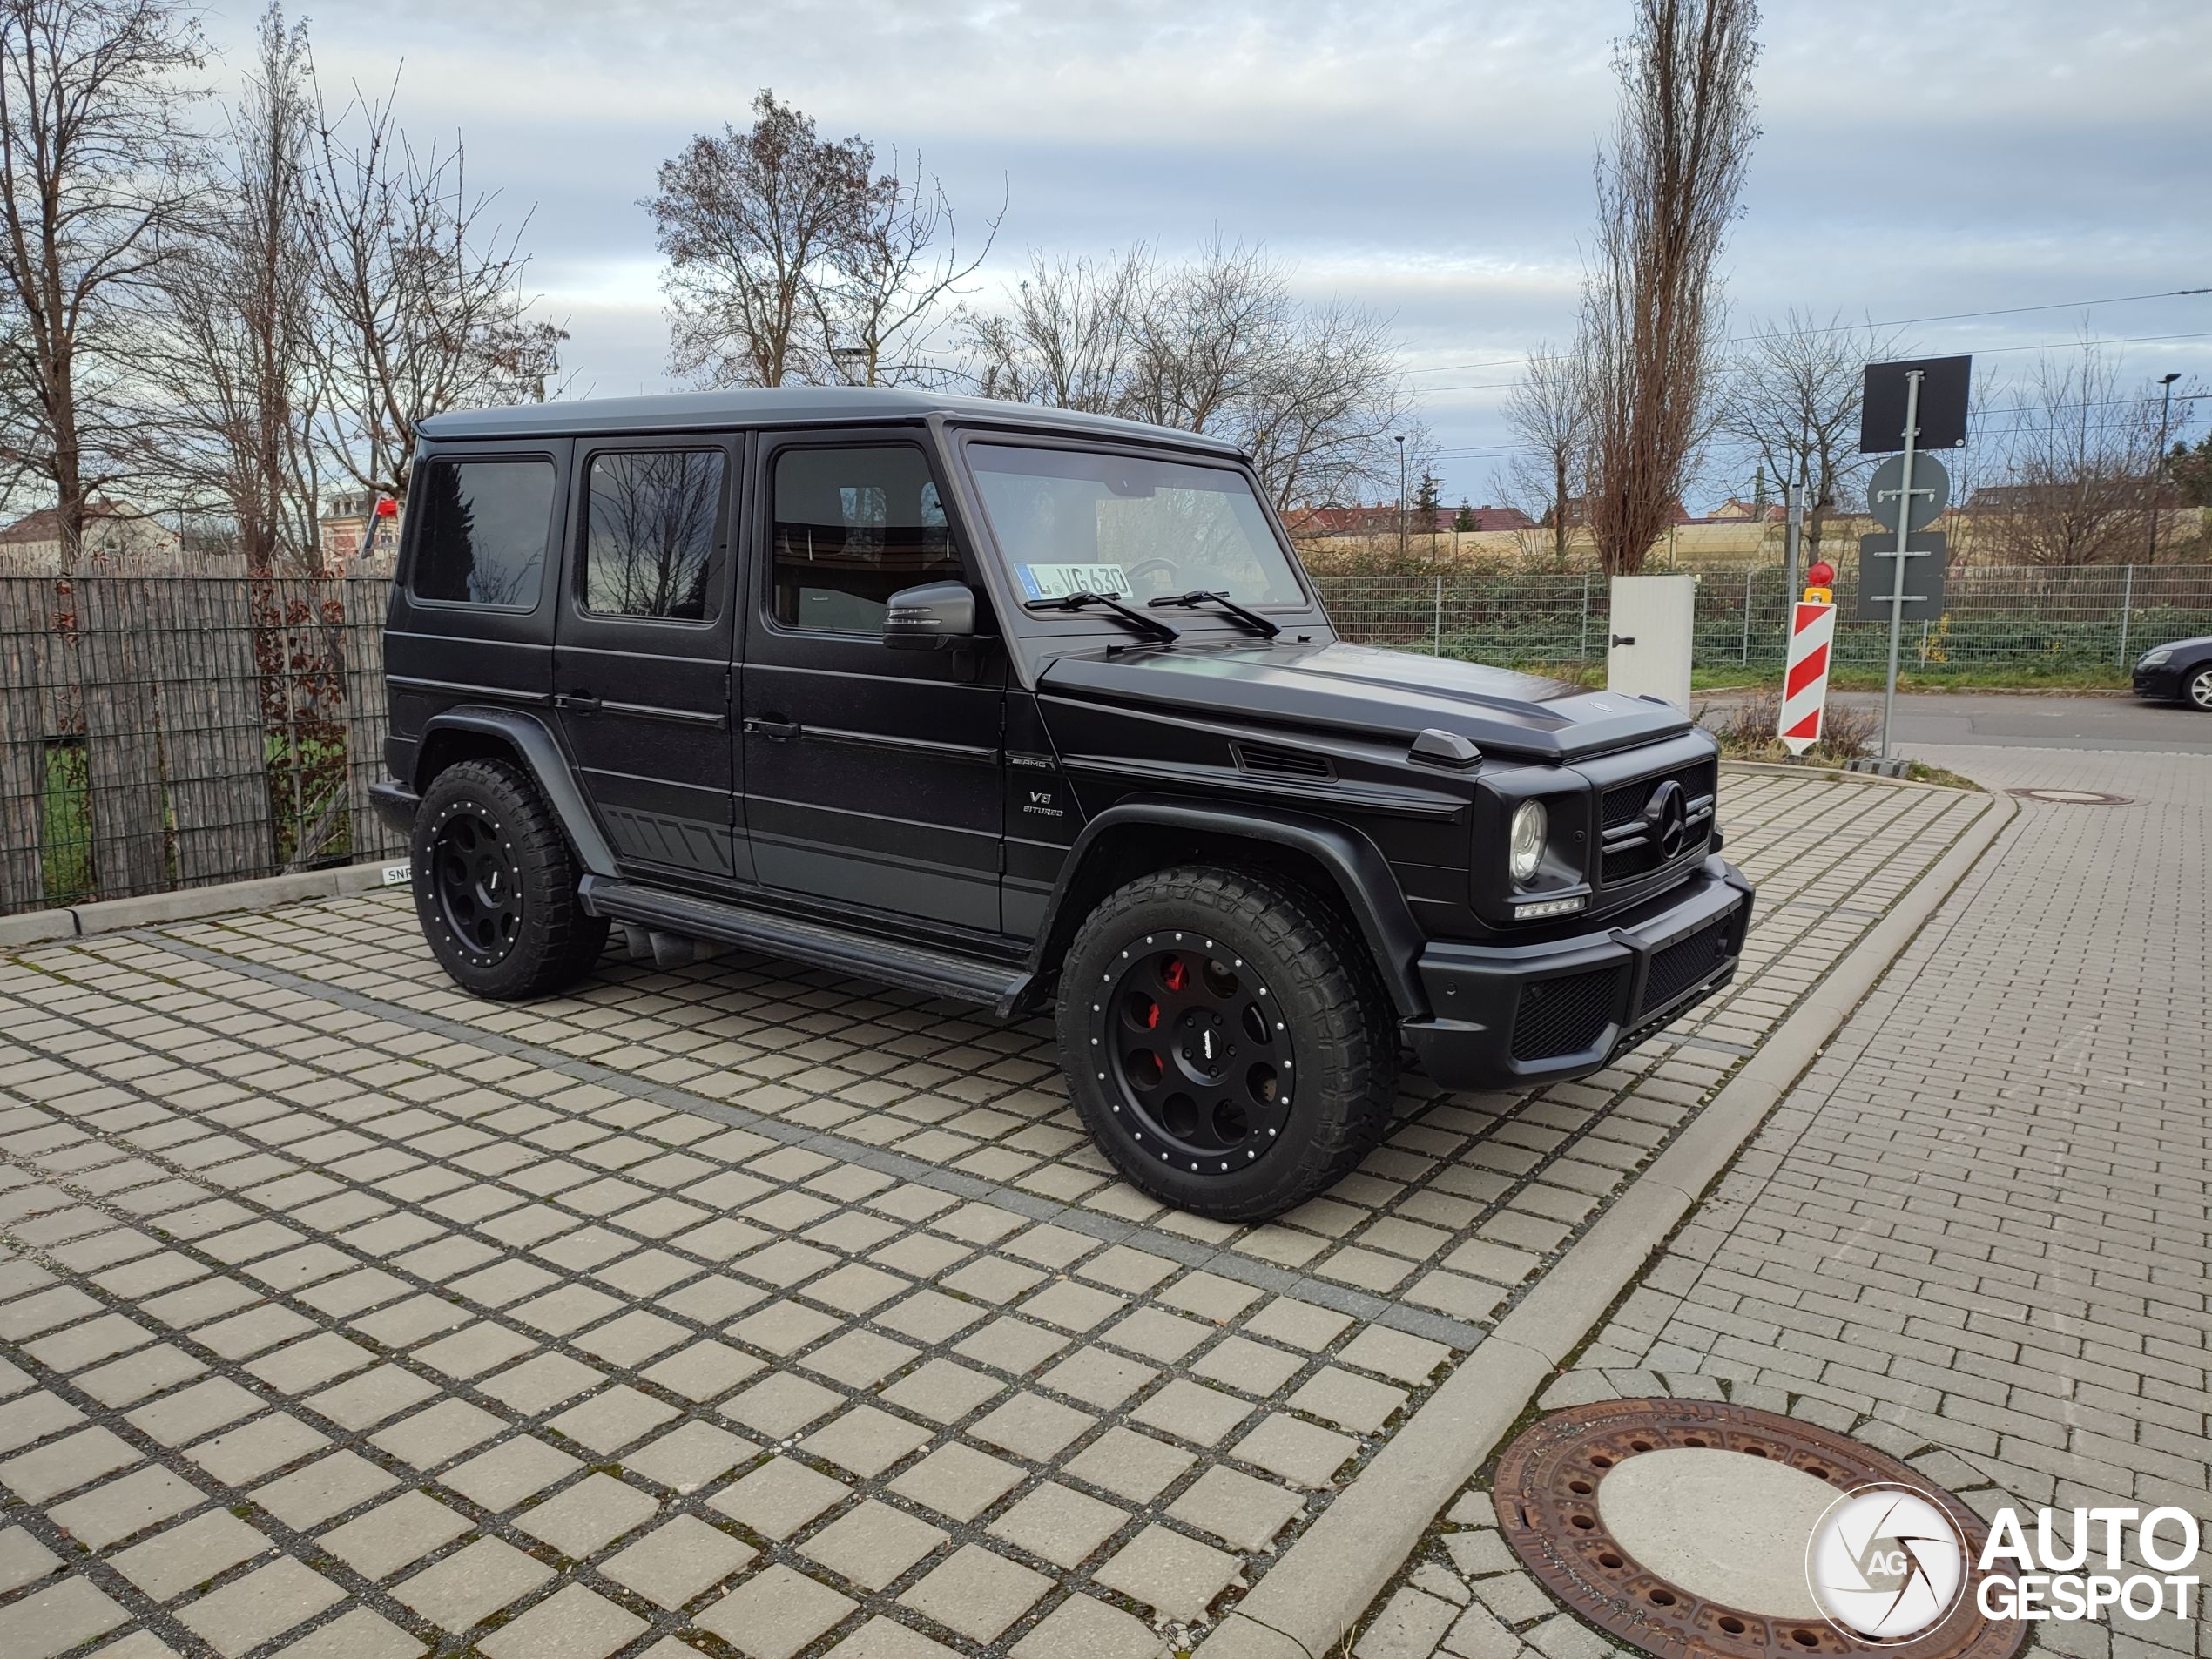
[1312,564,2212,675]
[0,570,403,917]
[3,560,2209,919]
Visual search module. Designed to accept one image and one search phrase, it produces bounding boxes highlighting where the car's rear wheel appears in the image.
[2187,665,2212,711]
[412,759,609,999]
[1056,866,1397,1221]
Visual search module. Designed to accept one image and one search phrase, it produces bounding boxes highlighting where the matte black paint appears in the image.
[380,388,1751,1089]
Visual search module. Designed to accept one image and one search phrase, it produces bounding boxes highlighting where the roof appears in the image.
[0,496,152,544]
[418,386,1244,455]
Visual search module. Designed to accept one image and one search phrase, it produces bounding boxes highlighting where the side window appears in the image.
[772,445,957,632]
[580,448,726,621]
[408,458,556,607]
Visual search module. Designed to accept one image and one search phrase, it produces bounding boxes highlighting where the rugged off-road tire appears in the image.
[2187,665,2212,712]
[1056,865,1398,1221]
[411,759,610,1000]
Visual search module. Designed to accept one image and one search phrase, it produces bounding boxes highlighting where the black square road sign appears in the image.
[1857,533,1948,622]
[1861,356,1972,452]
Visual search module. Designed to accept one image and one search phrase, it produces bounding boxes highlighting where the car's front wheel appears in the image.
[1056,866,1397,1221]
[411,759,609,999]
[2187,665,2212,712]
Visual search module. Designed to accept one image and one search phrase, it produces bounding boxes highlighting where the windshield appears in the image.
[967,443,1307,609]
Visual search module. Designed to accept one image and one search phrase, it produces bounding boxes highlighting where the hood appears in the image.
[1037,640,1690,761]
[2147,636,2212,656]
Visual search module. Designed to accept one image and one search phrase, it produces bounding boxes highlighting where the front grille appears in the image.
[1641,916,1734,1012]
[1510,966,1626,1062]
[1599,759,1718,884]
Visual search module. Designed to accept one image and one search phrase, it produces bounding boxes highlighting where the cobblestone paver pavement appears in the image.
[0,772,1992,1658]
[1358,745,2209,1659]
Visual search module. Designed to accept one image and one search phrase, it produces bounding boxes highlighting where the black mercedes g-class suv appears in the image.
[371,388,1752,1220]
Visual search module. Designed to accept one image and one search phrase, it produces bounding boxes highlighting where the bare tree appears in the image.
[0,0,206,557]
[1496,341,1590,566]
[1718,309,1904,571]
[145,3,322,573]
[311,71,562,507]
[1580,0,1760,575]
[818,148,999,387]
[648,91,871,388]
[1973,343,2201,565]
[964,241,1416,512]
[1122,239,1287,432]
[962,247,1146,412]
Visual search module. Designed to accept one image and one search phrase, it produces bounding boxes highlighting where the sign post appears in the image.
[1861,356,1971,764]
[1879,368,1922,762]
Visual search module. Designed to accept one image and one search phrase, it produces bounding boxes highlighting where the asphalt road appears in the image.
[1702,691,2212,755]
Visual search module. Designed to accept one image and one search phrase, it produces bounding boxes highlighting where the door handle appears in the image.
[744,716,800,742]
[1610,635,1635,648]
[556,690,602,713]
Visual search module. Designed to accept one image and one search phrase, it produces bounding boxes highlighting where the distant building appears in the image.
[1285,502,1536,536]
[1560,496,1698,529]
[1705,497,1786,523]
[0,498,185,570]
[320,491,402,569]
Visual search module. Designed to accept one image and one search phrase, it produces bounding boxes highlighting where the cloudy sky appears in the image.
[215,0,2211,508]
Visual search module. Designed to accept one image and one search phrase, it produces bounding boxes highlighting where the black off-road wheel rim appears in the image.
[1088,932,1296,1177]
[428,803,523,965]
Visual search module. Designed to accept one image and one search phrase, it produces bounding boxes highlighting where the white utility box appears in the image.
[1605,574,1696,711]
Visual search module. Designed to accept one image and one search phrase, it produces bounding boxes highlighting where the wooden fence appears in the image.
[0,570,403,916]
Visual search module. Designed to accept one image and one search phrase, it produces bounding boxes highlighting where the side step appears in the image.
[579,877,1035,1015]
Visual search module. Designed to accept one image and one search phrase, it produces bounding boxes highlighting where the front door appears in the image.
[552,436,746,885]
[738,434,1006,932]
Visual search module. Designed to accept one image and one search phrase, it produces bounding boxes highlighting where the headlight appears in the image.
[2140,648,2172,667]
[1508,800,1547,885]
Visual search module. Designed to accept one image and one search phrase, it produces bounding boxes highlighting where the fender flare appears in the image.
[415,708,619,878]
[1031,798,1432,1020]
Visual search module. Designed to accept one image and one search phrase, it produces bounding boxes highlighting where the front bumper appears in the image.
[370,780,421,840]
[1403,856,1754,1091]
[2133,664,2183,700]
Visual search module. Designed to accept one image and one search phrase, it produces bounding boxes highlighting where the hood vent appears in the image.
[1233,741,1335,782]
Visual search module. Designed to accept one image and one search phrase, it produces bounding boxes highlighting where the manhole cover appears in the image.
[2006,788,2132,805]
[1493,1399,2023,1659]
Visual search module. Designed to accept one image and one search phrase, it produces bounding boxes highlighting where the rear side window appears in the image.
[580,449,726,621]
[409,458,556,607]
[772,445,958,632]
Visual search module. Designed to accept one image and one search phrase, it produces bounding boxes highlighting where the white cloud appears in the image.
[210,0,2212,504]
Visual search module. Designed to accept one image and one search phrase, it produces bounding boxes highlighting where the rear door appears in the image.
[738,432,1007,931]
[551,435,746,886]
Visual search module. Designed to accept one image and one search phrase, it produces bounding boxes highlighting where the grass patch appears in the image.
[41,741,93,906]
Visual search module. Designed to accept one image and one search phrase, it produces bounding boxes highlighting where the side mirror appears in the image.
[883,580,981,651]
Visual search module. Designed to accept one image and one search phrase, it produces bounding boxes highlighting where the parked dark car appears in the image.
[371,388,1754,1219]
[2133,636,2212,711]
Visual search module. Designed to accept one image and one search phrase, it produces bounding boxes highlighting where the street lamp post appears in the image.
[2149,372,2181,563]
[1396,435,1407,562]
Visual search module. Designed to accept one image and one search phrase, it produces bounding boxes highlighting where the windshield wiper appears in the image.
[1148,590,1281,638]
[1024,590,1182,645]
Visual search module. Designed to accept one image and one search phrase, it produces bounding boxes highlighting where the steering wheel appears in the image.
[1123,558,1177,591]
